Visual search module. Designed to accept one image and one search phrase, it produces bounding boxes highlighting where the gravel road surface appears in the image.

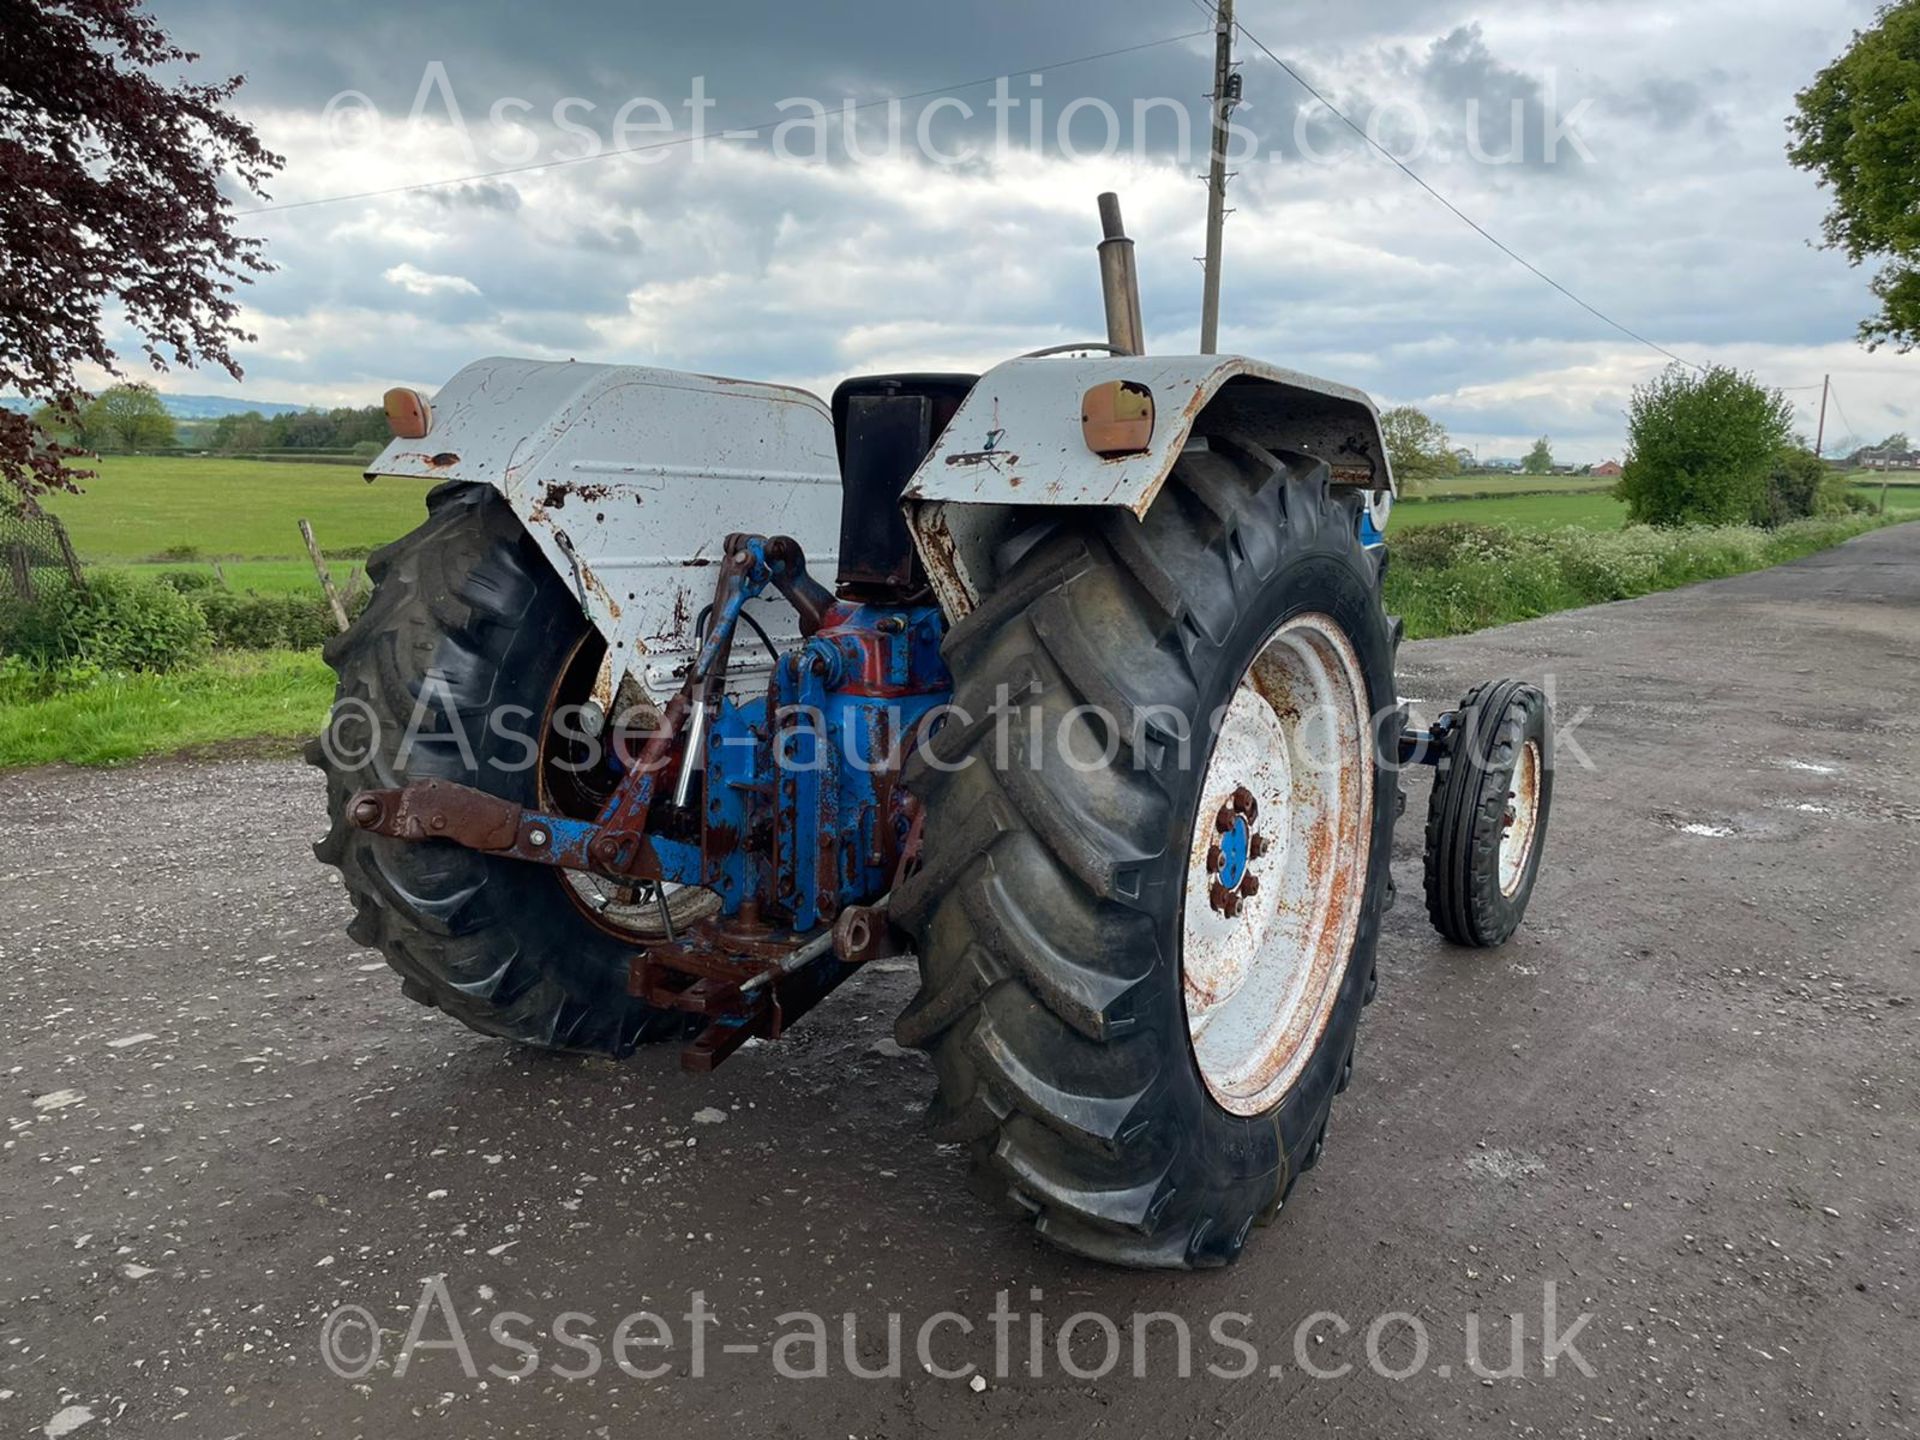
[2,524,1915,1438]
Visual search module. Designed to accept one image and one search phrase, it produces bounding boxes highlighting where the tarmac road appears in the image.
[2,523,1915,1439]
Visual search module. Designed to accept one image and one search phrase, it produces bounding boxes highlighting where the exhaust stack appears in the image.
[1097,192,1145,356]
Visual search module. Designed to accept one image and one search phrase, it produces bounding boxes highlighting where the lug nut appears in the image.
[1223,890,1243,918]
[1207,842,1224,873]
[1240,874,1260,897]
[1210,881,1233,914]
[1233,786,1258,822]
[1249,833,1270,860]
[1215,804,1235,834]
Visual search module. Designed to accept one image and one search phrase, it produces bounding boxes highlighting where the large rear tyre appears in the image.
[309,482,686,1056]
[894,438,1401,1268]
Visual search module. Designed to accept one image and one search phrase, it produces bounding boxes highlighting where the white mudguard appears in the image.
[366,357,843,700]
[901,353,1394,617]
[365,353,1392,679]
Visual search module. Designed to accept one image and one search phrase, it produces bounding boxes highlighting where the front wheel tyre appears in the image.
[1422,680,1552,948]
[894,437,1402,1268]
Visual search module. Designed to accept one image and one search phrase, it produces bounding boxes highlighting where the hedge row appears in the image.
[1383,513,1892,639]
[0,571,364,678]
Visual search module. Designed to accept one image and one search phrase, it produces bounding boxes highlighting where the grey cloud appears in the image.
[424,180,524,211]
[134,0,1915,458]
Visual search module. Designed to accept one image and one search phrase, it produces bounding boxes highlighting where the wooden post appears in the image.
[299,519,352,633]
[6,542,32,602]
[1199,0,1237,354]
[50,515,84,588]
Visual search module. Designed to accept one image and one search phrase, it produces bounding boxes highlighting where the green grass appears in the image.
[1395,491,1632,530]
[1383,512,1897,640]
[42,454,434,561]
[108,558,369,598]
[0,651,335,769]
[1416,473,1615,498]
[1855,483,1920,513]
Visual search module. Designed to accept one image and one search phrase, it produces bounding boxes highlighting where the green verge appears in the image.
[1384,512,1899,639]
[0,651,334,770]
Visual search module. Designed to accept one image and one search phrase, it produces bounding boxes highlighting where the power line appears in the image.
[238,29,1210,216]
[1198,0,1702,371]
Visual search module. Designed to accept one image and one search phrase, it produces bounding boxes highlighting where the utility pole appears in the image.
[1814,373,1830,457]
[1199,0,1237,354]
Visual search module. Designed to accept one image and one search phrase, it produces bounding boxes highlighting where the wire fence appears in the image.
[0,485,86,601]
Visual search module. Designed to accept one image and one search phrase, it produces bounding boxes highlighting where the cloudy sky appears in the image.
[131,0,1917,461]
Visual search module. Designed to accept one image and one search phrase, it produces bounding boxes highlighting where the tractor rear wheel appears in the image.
[894,437,1401,1268]
[310,482,691,1056]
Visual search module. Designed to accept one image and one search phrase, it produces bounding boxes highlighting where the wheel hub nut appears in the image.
[1206,788,1266,917]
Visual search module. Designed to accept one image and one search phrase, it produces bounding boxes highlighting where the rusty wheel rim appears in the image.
[1499,738,1542,898]
[539,633,721,939]
[1182,614,1374,1117]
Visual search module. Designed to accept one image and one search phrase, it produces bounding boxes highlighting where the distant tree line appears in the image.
[202,404,388,455]
[30,381,385,458]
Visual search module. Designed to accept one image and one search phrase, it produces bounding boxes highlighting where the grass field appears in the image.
[1415,473,1614,498]
[1856,482,1920,513]
[109,557,372,597]
[42,455,435,562]
[1396,491,1630,530]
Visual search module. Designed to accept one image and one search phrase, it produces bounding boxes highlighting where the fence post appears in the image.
[298,519,352,634]
[51,515,85,588]
[6,542,33,602]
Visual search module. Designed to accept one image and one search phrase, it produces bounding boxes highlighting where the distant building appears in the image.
[1861,449,1919,470]
[1593,459,1624,477]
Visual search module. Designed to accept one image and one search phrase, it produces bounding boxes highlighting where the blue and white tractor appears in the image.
[316,196,1551,1268]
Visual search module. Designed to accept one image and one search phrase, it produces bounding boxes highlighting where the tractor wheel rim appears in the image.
[1182,613,1374,1117]
[1498,738,1543,898]
[540,633,721,939]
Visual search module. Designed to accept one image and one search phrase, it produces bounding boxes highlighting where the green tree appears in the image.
[81,383,176,452]
[1788,2,1920,351]
[0,0,279,493]
[1758,445,1848,527]
[30,401,85,448]
[1379,405,1462,487]
[1616,365,1796,526]
[1524,436,1554,473]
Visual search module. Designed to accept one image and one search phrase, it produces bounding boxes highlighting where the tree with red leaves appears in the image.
[0,0,282,494]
